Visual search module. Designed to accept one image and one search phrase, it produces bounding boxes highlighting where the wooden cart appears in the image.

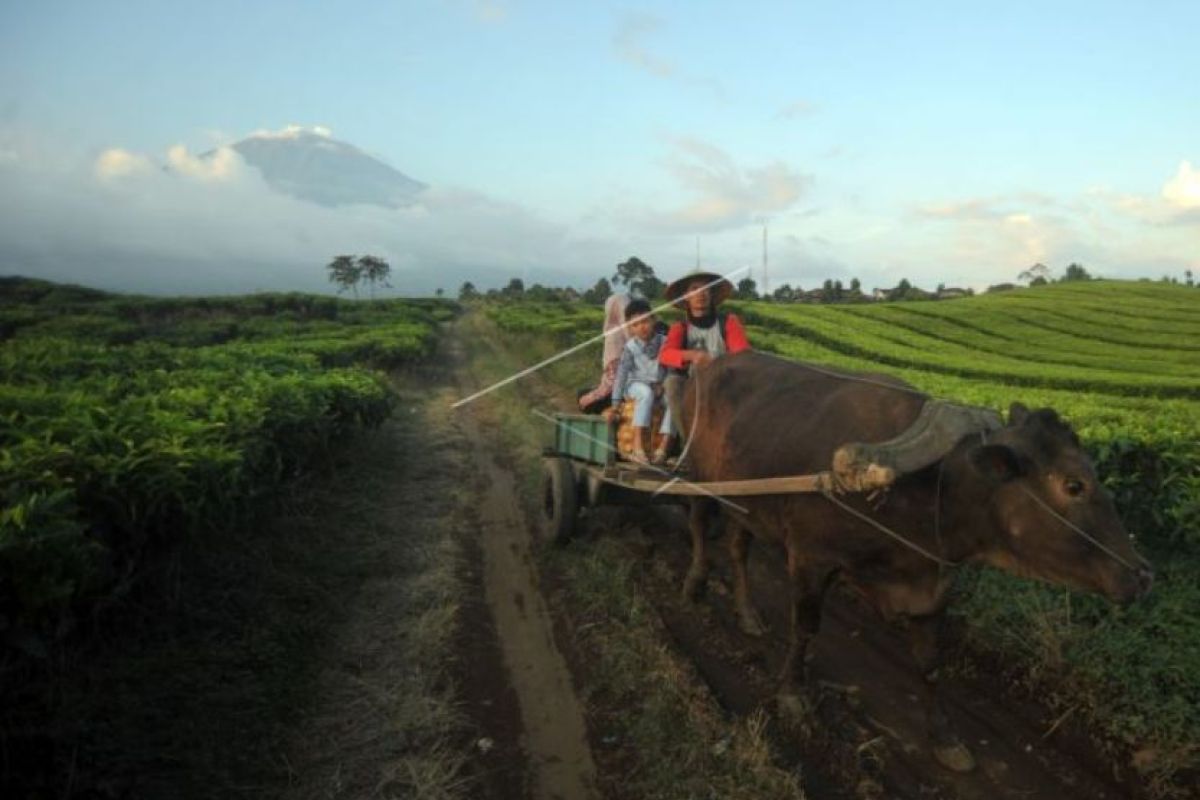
[540,400,1001,544]
[539,412,842,544]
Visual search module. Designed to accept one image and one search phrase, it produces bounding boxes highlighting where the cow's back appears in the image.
[681,351,926,481]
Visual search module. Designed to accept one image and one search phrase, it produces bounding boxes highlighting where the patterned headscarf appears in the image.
[602,293,631,367]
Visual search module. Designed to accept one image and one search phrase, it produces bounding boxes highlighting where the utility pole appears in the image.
[761,220,769,296]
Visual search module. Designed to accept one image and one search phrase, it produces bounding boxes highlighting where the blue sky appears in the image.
[2,0,1198,294]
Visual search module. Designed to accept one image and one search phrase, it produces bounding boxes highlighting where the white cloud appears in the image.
[246,124,333,141]
[474,0,507,23]
[1095,162,1200,226]
[610,15,729,101]
[166,144,243,181]
[776,100,815,120]
[638,138,808,232]
[613,13,673,78]
[94,148,154,179]
[1162,160,1200,209]
[1,129,628,295]
[918,198,1005,220]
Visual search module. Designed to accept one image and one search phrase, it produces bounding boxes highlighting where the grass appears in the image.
[1,383,475,800]
[548,537,806,800]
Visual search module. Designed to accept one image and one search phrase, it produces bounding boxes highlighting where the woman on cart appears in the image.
[659,270,752,447]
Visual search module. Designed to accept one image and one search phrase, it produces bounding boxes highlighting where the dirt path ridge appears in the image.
[454,361,599,800]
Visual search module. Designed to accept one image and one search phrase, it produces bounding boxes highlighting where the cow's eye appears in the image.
[1065,478,1086,497]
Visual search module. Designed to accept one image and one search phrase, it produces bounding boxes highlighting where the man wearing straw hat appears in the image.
[659,270,752,451]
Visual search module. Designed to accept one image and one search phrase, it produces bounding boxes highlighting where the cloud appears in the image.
[638,138,809,232]
[610,14,727,99]
[776,100,815,120]
[898,184,1200,287]
[1162,160,1200,210]
[94,148,154,179]
[95,143,244,183]
[917,198,1007,221]
[1095,161,1200,227]
[916,193,1060,222]
[0,129,631,295]
[247,123,333,141]
[613,13,673,78]
[473,0,507,23]
[450,0,507,24]
[166,144,243,181]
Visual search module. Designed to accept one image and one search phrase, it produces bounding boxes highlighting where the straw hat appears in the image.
[664,270,734,307]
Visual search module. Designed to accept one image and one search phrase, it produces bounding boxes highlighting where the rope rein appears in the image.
[819,488,958,567]
[1016,486,1141,571]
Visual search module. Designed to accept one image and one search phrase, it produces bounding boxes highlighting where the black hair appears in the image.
[624,299,653,320]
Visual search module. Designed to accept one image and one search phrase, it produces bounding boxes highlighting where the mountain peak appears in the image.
[212,126,427,209]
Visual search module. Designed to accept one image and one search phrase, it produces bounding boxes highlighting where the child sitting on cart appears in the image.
[603,299,673,464]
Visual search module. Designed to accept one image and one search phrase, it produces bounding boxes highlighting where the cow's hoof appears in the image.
[737,607,767,637]
[933,741,976,773]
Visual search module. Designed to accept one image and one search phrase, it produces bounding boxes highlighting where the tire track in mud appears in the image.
[451,342,599,800]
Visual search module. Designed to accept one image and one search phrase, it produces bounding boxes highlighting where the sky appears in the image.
[2,0,1198,295]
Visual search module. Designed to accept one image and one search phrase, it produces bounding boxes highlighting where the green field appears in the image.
[487,280,1200,793]
[3,276,1197,795]
[0,277,455,640]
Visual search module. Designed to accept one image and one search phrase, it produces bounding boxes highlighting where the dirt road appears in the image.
[455,407,599,800]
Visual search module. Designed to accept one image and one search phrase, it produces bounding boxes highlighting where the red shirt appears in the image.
[659,313,751,369]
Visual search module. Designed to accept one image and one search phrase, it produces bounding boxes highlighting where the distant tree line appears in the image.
[321,252,1195,304]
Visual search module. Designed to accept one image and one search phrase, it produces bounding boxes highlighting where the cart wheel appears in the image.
[541,458,578,545]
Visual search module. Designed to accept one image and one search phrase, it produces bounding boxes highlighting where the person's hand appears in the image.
[690,351,714,368]
[577,395,589,411]
[602,406,617,422]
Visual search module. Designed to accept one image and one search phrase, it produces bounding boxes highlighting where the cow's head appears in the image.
[964,403,1153,604]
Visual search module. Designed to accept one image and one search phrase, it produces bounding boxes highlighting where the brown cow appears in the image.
[677,350,1153,771]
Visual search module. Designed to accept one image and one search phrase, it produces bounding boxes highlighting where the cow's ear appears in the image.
[1008,402,1030,426]
[971,444,1024,482]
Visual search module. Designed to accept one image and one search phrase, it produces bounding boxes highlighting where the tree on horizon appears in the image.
[358,255,391,298]
[612,256,663,299]
[583,277,612,304]
[503,277,525,298]
[1019,262,1051,285]
[326,254,362,297]
[1063,263,1092,282]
